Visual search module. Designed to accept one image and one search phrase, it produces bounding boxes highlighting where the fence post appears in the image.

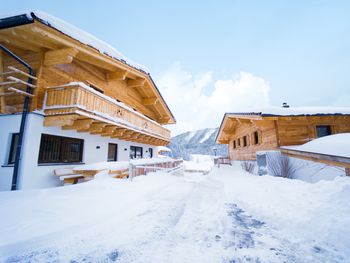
[129,163,134,181]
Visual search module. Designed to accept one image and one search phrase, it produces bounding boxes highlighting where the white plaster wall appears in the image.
[0,113,158,191]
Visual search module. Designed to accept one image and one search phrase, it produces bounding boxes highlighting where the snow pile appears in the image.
[0,164,349,261]
[73,161,129,171]
[214,165,350,258]
[282,133,350,158]
[130,157,176,165]
[184,154,214,172]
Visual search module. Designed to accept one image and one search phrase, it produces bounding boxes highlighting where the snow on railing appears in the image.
[129,158,183,179]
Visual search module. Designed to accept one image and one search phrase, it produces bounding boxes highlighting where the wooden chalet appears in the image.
[0,11,175,190]
[216,106,350,161]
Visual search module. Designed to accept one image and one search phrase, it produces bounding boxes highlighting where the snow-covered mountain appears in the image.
[168,128,228,160]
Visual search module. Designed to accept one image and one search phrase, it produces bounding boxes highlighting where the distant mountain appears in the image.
[168,128,228,160]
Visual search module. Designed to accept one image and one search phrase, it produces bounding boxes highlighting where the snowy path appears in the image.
[0,167,349,262]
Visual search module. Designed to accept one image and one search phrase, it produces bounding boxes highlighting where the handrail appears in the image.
[0,44,35,191]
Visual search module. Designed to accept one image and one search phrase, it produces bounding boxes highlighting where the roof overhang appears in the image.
[0,12,176,125]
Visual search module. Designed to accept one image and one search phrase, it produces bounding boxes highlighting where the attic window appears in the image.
[233,140,236,149]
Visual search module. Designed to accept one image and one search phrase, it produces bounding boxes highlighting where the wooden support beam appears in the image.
[101,125,117,136]
[44,114,79,127]
[107,69,128,81]
[112,128,127,138]
[1,66,38,80]
[127,78,146,88]
[62,119,93,130]
[44,48,79,66]
[142,97,159,106]
[7,87,34,97]
[89,122,107,132]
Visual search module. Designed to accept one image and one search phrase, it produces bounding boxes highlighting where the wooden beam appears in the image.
[101,125,117,136]
[142,97,159,106]
[89,122,107,132]
[0,34,41,52]
[44,114,79,127]
[44,48,79,66]
[127,78,146,88]
[62,119,93,130]
[107,69,128,81]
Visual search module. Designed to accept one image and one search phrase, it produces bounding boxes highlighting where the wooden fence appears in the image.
[130,159,183,178]
[214,157,232,167]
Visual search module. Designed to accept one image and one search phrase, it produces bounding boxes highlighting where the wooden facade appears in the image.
[216,112,350,161]
[0,12,175,145]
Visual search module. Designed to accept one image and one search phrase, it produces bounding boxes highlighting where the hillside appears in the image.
[168,128,228,160]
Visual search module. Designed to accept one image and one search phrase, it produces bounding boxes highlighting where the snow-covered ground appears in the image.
[0,164,349,262]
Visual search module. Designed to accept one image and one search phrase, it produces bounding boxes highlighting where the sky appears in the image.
[2,0,350,135]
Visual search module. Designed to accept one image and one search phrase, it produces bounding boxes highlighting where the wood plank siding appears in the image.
[0,15,175,145]
[217,114,350,161]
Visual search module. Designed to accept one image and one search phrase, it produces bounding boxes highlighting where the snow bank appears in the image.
[213,165,350,257]
[282,133,350,158]
[184,154,214,173]
[73,161,129,171]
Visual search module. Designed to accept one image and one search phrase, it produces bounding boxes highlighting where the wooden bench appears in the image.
[53,168,85,185]
[109,168,129,179]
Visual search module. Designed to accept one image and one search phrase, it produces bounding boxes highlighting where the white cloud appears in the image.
[157,62,270,136]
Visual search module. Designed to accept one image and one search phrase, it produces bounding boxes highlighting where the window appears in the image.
[149,148,153,158]
[38,134,83,164]
[237,138,241,147]
[8,133,19,165]
[130,146,143,159]
[108,143,118,162]
[253,131,259,145]
[233,140,236,149]
[243,136,248,147]
[316,125,332,138]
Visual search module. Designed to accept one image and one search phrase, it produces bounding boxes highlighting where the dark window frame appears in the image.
[8,133,19,165]
[237,138,241,147]
[149,148,153,158]
[130,146,143,159]
[233,140,236,149]
[108,143,118,162]
[316,125,332,138]
[243,136,248,147]
[253,131,259,145]
[38,134,84,164]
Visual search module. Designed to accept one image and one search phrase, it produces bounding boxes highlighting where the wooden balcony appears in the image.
[43,83,170,145]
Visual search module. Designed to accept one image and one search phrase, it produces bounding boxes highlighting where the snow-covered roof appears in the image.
[158,146,171,152]
[0,10,148,73]
[227,106,350,117]
[282,133,350,158]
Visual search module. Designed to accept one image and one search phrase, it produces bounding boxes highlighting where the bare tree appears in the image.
[267,154,297,179]
[240,160,256,174]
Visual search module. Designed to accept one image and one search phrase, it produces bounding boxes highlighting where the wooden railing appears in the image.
[44,83,170,140]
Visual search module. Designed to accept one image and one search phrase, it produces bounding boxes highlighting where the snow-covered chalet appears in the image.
[0,11,175,191]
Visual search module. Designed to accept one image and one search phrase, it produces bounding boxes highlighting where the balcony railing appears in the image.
[43,82,170,142]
